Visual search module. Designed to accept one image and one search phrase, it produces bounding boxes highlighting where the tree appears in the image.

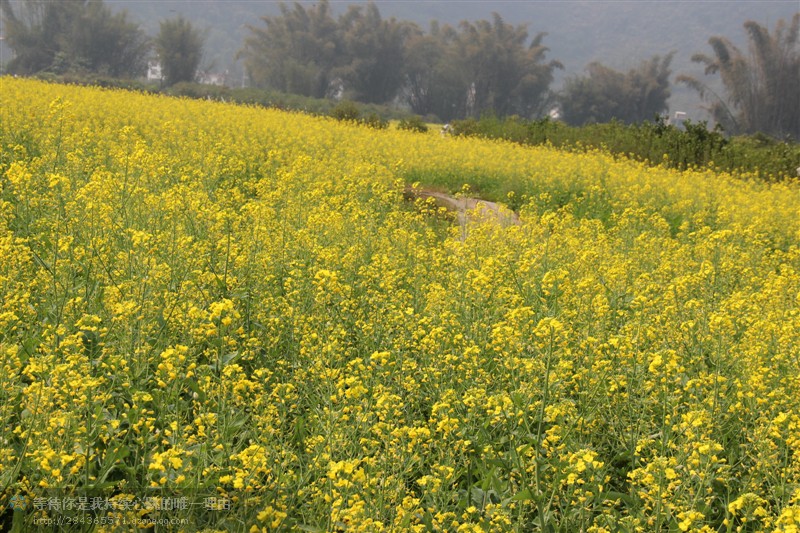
[1,0,84,74]
[156,16,204,86]
[334,3,412,104]
[240,2,561,120]
[560,54,673,125]
[402,16,561,121]
[0,0,149,78]
[455,14,562,118]
[678,14,800,139]
[402,22,466,121]
[240,0,341,98]
[68,1,150,78]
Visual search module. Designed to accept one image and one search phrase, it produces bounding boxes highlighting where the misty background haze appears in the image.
[120,1,799,117]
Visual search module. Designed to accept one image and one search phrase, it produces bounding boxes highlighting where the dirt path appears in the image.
[404,186,520,235]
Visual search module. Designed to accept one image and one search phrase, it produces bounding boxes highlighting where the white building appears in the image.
[197,70,227,86]
[146,61,162,82]
[671,111,688,130]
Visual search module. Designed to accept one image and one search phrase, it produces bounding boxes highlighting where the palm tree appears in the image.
[677,14,799,139]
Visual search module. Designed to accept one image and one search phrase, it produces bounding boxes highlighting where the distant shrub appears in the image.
[397,116,428,133]
[361,112,388,130]
[331,101,361,122]
[34,72,157,93]
[329,102,391,130]
[450,118,479,137]
[165,82,231,101]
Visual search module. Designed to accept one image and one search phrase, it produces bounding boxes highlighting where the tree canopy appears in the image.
[1,0,150,78]
[156,16,205,86]
[334,3,412,104]
[402,22,466,121]
[240,1,561,121]
[559,54,674,126]
[678,14,800,139]
[240,0,341,99]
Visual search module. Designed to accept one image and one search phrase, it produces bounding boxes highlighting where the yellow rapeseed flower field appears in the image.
[1,77,799,532]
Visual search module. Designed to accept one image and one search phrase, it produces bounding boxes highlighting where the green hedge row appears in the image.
[450,115,800,181]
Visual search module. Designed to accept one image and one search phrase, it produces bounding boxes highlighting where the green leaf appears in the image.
[600,490,635,506]
[511,488,535,501]
[296,525,324,532]
[11,509,27,533]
